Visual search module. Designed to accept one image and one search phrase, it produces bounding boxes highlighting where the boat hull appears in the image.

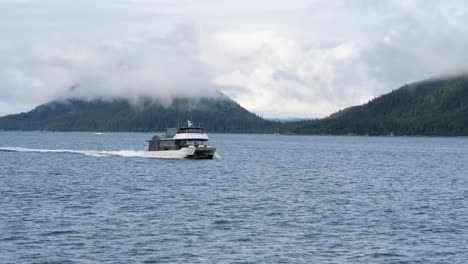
[187,146,216,159]
[146,146,216,159]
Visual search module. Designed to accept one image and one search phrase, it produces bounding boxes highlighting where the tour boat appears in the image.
[146,121,216,159]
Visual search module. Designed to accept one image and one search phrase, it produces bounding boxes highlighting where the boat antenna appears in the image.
[189,108,193,123]
[177,111,180,128]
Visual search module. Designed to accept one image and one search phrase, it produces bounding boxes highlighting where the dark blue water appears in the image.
[1,132,467,263]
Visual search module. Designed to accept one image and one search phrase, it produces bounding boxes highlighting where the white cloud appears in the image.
[0,0,468,117]
[211,37,374,118]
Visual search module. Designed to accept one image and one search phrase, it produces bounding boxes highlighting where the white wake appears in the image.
[0,147,188,159]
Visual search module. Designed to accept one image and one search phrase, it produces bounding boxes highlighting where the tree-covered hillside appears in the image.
[0,96,278,133]
[279,74,468,136]
[3,74,468,135]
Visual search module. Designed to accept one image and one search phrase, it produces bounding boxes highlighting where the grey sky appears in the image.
[1,0,467,118]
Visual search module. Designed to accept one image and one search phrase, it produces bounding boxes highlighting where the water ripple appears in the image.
[1,132,467,263]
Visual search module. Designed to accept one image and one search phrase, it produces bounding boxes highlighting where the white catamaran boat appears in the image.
[146,121,216,159]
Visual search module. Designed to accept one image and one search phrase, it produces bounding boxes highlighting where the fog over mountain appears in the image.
[1,0,468,118]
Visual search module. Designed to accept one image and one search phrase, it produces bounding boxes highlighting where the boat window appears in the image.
[184,140,207,147]
[179,128,203,133]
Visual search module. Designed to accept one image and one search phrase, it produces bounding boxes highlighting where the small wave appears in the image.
[39,230,79,236]
[0,236,25,241]
[0,147,187,159]
[212,220,230,225]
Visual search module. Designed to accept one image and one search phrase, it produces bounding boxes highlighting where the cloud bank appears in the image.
[1,0,468,118]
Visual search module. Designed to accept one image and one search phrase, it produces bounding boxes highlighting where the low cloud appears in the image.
[1,23,219,108]
[1,0,468,118]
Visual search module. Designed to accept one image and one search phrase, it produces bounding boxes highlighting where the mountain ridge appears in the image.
[279,74,468,136]
[0,95,278,133]
[2,74,468,135]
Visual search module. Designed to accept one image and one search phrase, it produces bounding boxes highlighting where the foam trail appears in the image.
[0,147,186,159]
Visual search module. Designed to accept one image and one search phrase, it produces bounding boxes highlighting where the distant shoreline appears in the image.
[1,130,468,138]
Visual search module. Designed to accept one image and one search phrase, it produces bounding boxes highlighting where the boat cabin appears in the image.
[147,124,210,151]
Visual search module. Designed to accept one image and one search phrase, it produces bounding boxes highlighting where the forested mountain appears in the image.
[0,96,278,133]
[279,74,468,136]
[3,74,468,135]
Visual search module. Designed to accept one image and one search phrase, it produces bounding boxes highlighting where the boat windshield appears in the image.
[178,128,204,133]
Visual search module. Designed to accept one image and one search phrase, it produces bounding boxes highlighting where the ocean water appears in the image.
[0,132,467,264]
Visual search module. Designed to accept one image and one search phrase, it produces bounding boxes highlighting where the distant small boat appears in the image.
[146,120,216,159]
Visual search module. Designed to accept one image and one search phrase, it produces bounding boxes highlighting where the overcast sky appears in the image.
[1,0,468,118]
